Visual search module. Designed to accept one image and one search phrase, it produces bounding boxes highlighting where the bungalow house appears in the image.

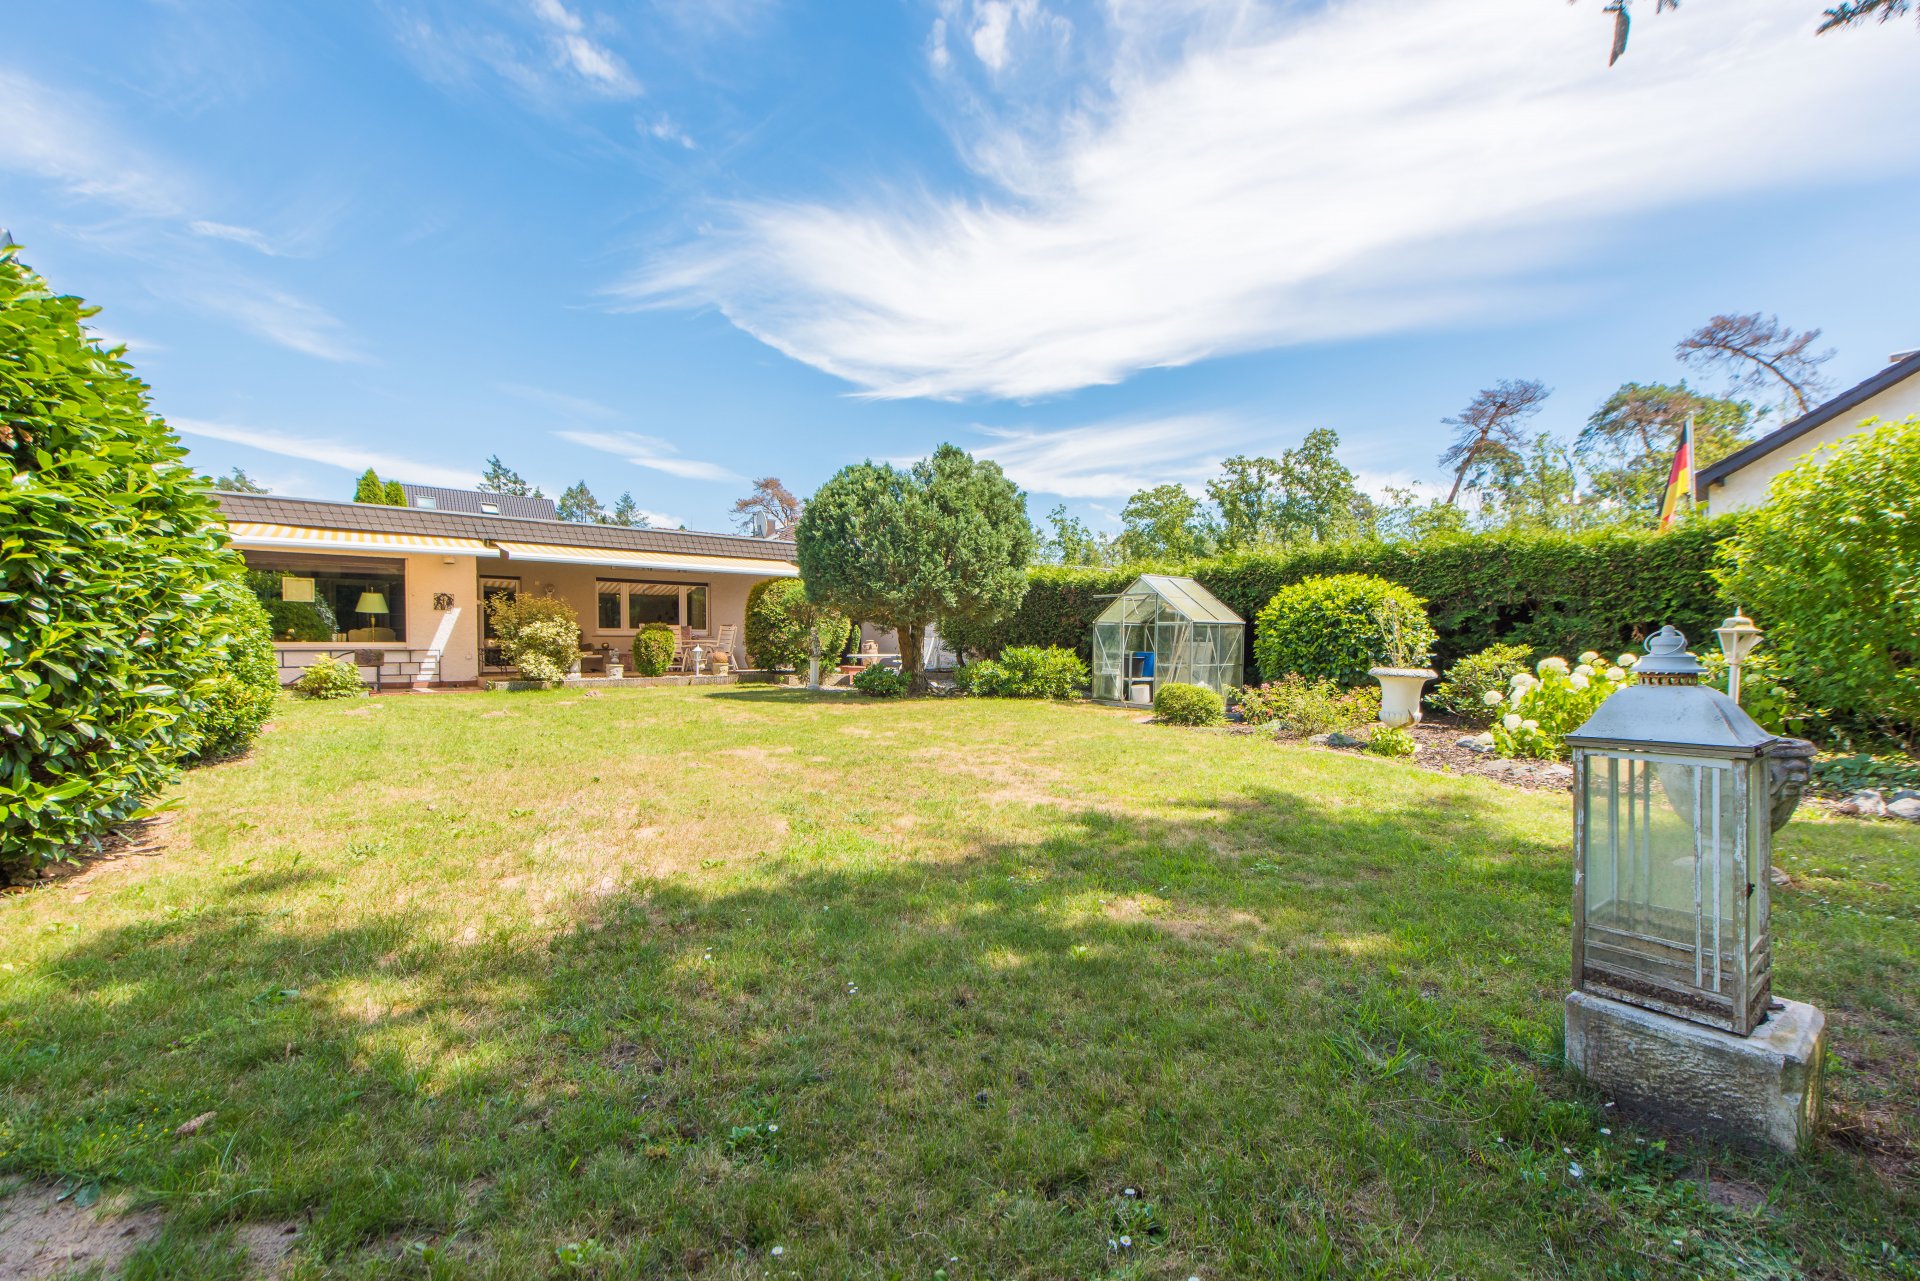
[215,491,797,688]
[1695,348,1920,513]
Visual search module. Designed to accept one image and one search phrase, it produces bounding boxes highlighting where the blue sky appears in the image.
[5,1,1917,533]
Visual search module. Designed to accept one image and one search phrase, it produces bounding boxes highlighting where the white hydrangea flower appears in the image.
[1510,672,1537,690]
[1605,667,1627,683]
[1574,664,1595,678]
[1617,653,1637,668]
[1579,651,1601,665]
[1569,674,1590,690]
[1503,713,1523,731]
[1522,719,1540,732]
[1538,656,1570,675]
[1482,690,1504,707]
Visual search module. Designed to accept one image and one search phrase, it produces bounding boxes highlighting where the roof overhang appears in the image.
[225,522,495,557]
[225,523,799,578]
[490,541,798,578]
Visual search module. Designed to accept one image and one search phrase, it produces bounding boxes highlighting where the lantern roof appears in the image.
[1565,627,1777,756]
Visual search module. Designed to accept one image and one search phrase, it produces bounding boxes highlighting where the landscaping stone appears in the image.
[1844,789,1887,818]
[1457,733,1495,753]
[1890,788,1920,803]
[1887,798,1920,821]
[1309,731,1365,749]
[1564,990,1825,1155]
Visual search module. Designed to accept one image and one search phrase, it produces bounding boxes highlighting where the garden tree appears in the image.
[1114,484,1217,561]
[557,480,605,524]
[479,454,541,498]
[211,466,267,493]
[1481,434,1588,532]
[1,248,246,875]
[797,444,1033,693]
[607,492,649,528]
[1719,416,1920,746]
[744,578,853,673]
[1439,378,1550,505]
[385,479,405,505]
[1578,382,1752,514]
[732,476,802,538]
[1035,504,1113,566]
[1675,314,1833,417]
[1207,455,1286,550]
[352,469,406,505]
[1277,428,1367,544]
[1371,486,1469,542]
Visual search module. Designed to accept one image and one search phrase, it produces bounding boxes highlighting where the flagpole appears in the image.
[1686,413,1696,517]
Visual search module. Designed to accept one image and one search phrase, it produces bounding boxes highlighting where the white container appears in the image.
[1369,667,1437,727]
[1128,681,1153,705]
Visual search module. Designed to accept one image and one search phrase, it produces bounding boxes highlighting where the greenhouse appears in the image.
[1090,574,1245,704]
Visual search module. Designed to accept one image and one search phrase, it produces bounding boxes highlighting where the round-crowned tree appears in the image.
[1718,416,1920,746]
[797,445,1034,693]
[745,579,852,673]
[1253,573,1437,686]
[1,248,238,876]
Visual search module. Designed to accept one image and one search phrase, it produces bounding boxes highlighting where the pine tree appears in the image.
[353,468,386,503]
[608,492,648,528]
[384,479,407,506]
[479,455,533,496]
[558,481,606,523]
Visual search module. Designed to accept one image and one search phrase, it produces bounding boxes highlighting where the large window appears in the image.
[593,580,711,634]
[243,551,407,642]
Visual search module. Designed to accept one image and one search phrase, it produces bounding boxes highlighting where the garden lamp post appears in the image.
[1561,625,1824,1152]
[1714,609,1763,705]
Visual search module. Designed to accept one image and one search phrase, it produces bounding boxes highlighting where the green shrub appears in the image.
[1431,642,1535,726]
[1718,417,1920,746]
[632,624,678,678]
[185,578,280,762]
[1253,574,1436,686]
[289,654,365,700]
[487,593,580,683]
[958,646,1087,698]
[745,579,853,673]
[939,523,1733,673]
[1154,682,1224,726]
[1,249,240,876]
[853,664,911,698]
[1365,724,1417,758]
[1812,752,1920,797]
[1238,675,1380,737]
[1491,651,1636,760]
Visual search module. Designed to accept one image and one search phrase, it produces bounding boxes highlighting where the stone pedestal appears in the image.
[1563,990,1825,1154]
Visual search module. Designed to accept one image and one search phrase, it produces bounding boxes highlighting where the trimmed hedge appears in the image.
[943,524,1734,680]
[745,578,853,673]
[2,249,239,876]
[1252,574,1435,687]
[184,578,280,762]
[1154,682,1225,726]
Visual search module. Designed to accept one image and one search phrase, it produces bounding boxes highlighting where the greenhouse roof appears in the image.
[1098,574,1244,625]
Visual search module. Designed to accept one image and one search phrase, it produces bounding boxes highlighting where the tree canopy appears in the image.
[732,477,802,538]
[479,455,540,497]
[796,445,1033,691]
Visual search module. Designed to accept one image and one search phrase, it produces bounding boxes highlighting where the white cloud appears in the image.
[556,429,745,483]
[0,70,183,217]
[393,0,640,103]
[525,0,641,96]
[186,285,368,363]
[188,220,278,255]
[972,413,1256,498]
[970,2,1017,70]
[499,382,622,419]
[642,114,697,149]
[173,419,482,489]
[621,0,1920,401]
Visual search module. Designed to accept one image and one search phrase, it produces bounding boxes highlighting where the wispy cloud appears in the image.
[556,429,745,483]
[174,418,481,489]
[0,70,183,216]
[499,382,622,419]
[622,0,1920,401]
[641,114,697,149]
[391,0,641,105]
[188,220,278,255]
[185,285,369,363]
[973,414,1256,498]
[529,0,641,94]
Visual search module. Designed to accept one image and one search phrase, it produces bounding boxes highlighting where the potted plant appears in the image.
[1368,603,1437,728]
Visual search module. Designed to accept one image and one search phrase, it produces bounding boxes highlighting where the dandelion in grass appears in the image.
[771,1245,784,1257]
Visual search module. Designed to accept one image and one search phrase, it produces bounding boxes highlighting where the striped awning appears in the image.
[494,542,797,578]
[225,522,494,557]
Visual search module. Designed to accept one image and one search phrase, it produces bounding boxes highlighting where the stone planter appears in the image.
[1369,667,1436,727]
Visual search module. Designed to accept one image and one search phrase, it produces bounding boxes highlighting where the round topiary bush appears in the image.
[1718,416,1920,746]
[745,579,852,673]
[1253,573,1437,687]
[1,248,240,877]
[852,664,911,697]
[1154,682,1224,726]
[185,578,281,762]
[632,623,678,677]
[486,593,580,683]
[289,653,366,700]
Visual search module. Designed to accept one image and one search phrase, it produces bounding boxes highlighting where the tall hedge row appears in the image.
[943,523,1736,679]
[2,249,244,876]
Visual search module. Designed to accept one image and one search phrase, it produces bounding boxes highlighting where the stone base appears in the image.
[1564,990,1825,1154]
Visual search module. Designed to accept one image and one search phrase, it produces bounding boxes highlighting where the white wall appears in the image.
[1705,372,1920,513]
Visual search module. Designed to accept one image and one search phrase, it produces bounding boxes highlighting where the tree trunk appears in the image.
[896,620,928,694]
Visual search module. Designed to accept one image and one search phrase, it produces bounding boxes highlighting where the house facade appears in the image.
[1696,349,1920,513]
[215,492,798,687]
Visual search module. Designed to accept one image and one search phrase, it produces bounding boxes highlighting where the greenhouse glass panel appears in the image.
[1088,575,1244,703]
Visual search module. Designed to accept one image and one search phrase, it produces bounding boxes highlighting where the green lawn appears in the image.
[1,687,1915,1280]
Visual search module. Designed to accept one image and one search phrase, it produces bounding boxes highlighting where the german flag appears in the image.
[1657,416,1694,530]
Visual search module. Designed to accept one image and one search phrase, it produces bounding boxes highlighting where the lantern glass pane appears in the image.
[1582,754,1742,996]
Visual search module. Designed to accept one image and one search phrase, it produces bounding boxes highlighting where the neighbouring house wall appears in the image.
[1706,379,1920,513]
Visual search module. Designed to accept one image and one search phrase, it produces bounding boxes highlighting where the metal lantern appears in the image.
[1565,626,1809,1037]
[1713,609,1763,704]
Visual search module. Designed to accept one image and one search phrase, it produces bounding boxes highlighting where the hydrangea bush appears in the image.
[1490,651,1637,760]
